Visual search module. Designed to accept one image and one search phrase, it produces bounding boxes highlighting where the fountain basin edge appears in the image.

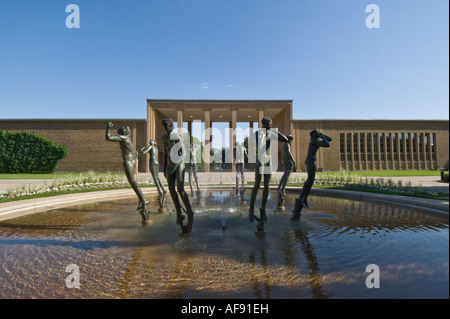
[0,185,447,222]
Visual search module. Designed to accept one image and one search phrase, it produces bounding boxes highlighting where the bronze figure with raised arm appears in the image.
[141,139,167,211]
[161,118,194,233]
[291,129,332,221]
[185,139,201,201]
[105,122,149,222]
[234,141,247,197]
[277,134,296,210]
[249,117,289,226]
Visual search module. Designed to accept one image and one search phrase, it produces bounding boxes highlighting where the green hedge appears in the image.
[0,131,69,173]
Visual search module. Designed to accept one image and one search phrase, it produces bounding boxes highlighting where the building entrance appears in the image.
[145,99,293,173]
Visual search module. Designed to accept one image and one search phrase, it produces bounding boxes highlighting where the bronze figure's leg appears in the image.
[150,164,163,196]
[236,171,240,195]
[187,165,194,197]
[301,161,316,208]
[260,173,271,222]
[277,170,291,209]
[292,161,315,221]
[176,166,194,233]
[167,171,184,225]
[151,164,166,209]
[192,164,200,199]
[123,160,148,221]
[240,167,245,195]
[249,168,262,222]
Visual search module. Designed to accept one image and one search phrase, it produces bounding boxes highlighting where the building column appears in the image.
[426,133,433,169]
[370,133,375,170]
[177,107,183,137]
[383,133,388,170]
[231,108,237,172]
[343,133,348,170]
[145,102,152,173]
[204,108,211,172]
[187,121,192,138]
[248,120,255,165]
[421,132,427,170]
[396,132,401,169]
[403,133,408,170]
[258,108,264,126]
[350,133,354,171]
[414,132,420,169]
[363,132,368,170]
[357,132,362,170]
[409,133,414,169]
[377,133,382,170]
[187,120,192,166]
[390,133,395,170]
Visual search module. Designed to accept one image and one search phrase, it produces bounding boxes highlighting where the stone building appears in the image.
[0,99,448,173]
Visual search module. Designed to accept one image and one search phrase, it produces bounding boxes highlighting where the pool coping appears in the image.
[0,186,447,222]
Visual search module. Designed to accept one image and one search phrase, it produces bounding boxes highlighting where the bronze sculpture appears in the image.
[249,117,289,229]
[141,140,167,211]
[291,129,332,221]
[277,135,296,210]
[234,141,247,197]
[161,118,194,233]
[105,122,149,222]
[185,140,201,201]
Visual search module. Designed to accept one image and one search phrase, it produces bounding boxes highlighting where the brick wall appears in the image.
[0,119,147,173]
[1,119,447,172]
[291,120,449,171]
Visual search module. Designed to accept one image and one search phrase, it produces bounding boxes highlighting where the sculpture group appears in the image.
[105,117,331,234]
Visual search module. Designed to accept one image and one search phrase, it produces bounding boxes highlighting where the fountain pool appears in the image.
[0,189,448,298]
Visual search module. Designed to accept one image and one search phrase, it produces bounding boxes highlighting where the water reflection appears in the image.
[304,196,448,236]
[291,230,331,299]
[0,190,447,299]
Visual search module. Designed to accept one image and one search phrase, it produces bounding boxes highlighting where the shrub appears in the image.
[0,131,69,173]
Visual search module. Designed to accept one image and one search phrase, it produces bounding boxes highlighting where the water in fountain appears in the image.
[0,189,447,298]
[186,188,246,232]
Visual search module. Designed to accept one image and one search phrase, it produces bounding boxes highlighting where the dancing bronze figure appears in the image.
[277,135,296,210]
[141,139,167,211]
[105,122,149,222]
[234,141,247,197]
[185,140,201,201]
[161,118,194,233]
[291,129,332,221]
[249,117,289,227]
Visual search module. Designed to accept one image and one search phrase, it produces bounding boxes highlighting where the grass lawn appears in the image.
[0,172,124,179]
[322,170,446,177]
[0,170,447,179]
[0,170,447,203]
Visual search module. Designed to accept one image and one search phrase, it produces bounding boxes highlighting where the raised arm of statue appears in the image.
[277,130,289,143]
[140,145,151,155]
[313,133,331,148]
[105,122,122,142]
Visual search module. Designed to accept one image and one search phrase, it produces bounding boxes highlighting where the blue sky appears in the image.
[0,0,448,120]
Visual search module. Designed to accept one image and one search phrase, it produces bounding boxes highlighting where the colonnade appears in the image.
[145,103,280,174]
